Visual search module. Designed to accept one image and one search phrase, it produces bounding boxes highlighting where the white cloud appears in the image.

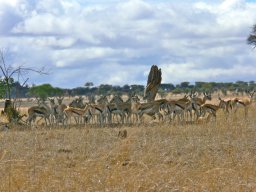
[220,0,246,11]
[0,0,23,7]
[117,0,155,20]
[52,47,118,67]
[1,0,256,88]
[161,62,256,84]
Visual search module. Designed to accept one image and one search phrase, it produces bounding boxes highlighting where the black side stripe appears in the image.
[175,103,185,110]
[192,103,197,110]
[107,106,117,113]
[107,106,111,112]
[95,107,103,113]
[71,110,82,115]
[111,108,118,112]
[237,101,246,106]
[34,109,46,114]
[204,105,217,111]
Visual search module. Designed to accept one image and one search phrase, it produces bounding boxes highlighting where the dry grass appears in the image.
[0,106,256,191]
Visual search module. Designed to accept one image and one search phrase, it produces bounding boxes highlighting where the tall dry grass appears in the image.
[0,106,256,191]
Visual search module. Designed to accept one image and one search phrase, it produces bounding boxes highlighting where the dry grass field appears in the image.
[0,99,256,191]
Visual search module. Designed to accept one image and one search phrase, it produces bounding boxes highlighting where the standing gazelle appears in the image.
[130,95,167,123]
[64,104,90,126]
[199,98,228,122]
[27,99,52,126]
[110,95,131,124]
[218,97,233,114]
[56,96,67,125]
[233,90,255,118]
[190,92,212,117]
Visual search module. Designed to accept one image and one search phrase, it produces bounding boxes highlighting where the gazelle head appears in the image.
[189,91,198,99]
[179,94,190,102]
[69,97,84,108]
[35,97,45,106]
[218,97,227,110]
[203,92,212,101]
[76,96,85,108]
[48,97,55,104]
[97,95,108,105]
[110,95,123,104]
[131,95,140,103]
[57,96,64,105]
[48,98,57,109]
[246,90,255,101]
[183,94,189,100]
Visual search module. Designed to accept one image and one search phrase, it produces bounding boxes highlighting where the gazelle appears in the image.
[218,97,232,115]
[86,96,109,125]
[68,96,85,124]
[131,95,167,123]
[200,103,220,120]
[190,92,212,117]
[97,96,111,124]
[27,99,51,126]
[87,104,106,125]
[233,90,255,117]
[110,95,131,124]
[69,96,85,108]
[64,104,90,125]
[199,98,229,121]
[176,95,194,121]
[56,96,67,125]
[163,99,191,123]
[48,98,58,125]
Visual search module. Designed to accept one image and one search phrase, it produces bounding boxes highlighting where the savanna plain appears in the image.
[0,97,256,191]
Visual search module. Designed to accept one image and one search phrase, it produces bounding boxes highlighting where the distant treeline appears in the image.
[5,80,256,99]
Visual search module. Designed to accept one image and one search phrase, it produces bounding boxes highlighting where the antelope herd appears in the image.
[26,90,256,127]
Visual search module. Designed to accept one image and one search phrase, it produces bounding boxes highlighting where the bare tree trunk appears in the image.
[144,65,162,102]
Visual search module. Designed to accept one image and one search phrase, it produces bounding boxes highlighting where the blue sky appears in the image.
[0,0,256,88]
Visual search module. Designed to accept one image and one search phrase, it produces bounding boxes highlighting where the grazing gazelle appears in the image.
[176,95,194,121]
[200,103,220,120]
[218,97,232,113]
[200,97,235,121]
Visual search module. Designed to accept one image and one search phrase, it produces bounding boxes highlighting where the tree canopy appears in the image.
[247,24,256,48]
[29,84,63,100]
